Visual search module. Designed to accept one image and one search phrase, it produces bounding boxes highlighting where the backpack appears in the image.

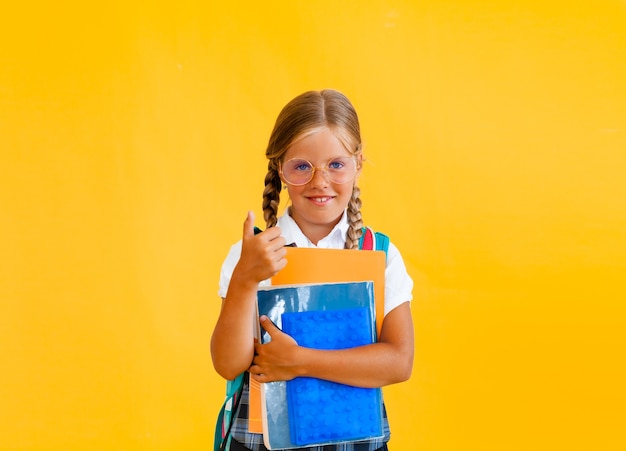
[213,227,389,451]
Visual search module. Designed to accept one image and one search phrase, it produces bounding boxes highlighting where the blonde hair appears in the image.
[262,89,364,249]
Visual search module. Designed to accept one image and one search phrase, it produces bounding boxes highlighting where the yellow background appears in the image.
[2,1,625,450]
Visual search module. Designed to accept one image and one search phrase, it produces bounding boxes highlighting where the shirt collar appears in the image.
[277,210,349,249]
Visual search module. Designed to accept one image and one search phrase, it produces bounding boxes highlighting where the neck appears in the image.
[288,208,342,246]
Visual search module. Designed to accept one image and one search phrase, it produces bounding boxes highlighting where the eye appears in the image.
[328,158,347,170]
[294,162,312,171]
[287,159,312,172]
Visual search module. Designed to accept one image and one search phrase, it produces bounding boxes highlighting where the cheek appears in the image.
[285,185,303,199]
[337,185,355,203]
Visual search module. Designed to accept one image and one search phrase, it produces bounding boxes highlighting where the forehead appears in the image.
[284,128,352,162]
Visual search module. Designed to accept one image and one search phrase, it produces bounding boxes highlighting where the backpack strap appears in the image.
[359,227,389,340]
[360,227,374,250]
[214,372,245,451]
[359,227,390,256]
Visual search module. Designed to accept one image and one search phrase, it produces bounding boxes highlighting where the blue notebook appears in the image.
[282,308,383,446]
[256,281,383,450]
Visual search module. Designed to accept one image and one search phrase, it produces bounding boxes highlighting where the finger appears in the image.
[267,234,287,252]
[259,315,278,334]
[250,373,267,383]
[275,257,288,274]
[242,211,255,240]
[261,225,284,244]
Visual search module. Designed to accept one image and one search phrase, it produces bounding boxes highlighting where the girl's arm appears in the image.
[249,301,414,387]
[210,212,287,380]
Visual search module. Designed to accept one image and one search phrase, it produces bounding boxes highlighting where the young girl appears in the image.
[211,89,414,451]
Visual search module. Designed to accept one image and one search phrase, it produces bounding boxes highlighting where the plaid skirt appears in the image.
[230,438,389,451]
[229,374,390,451]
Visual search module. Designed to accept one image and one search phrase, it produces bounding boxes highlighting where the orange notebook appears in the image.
[248,247,386,434]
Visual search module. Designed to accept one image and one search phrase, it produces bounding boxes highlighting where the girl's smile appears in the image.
[306,195,335,206]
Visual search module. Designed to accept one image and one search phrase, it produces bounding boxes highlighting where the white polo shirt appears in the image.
[218,211,413,315]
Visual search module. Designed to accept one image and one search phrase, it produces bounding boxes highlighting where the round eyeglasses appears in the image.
[280,156,357,186]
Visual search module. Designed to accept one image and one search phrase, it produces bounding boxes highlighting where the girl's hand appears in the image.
[235,211,287,285]
[249,316,300,382]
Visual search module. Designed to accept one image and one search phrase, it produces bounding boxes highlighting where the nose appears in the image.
[309,166,330,186]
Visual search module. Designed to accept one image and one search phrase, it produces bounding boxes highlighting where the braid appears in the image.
[262,162,282,228]
[345,184,364,249]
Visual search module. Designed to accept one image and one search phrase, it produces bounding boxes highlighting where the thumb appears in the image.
[242,211,255,239]
[259,315,279,334]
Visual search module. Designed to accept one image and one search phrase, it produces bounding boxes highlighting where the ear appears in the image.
[276,164,288,190]
[278,172,288,190]
[355,154,364,174]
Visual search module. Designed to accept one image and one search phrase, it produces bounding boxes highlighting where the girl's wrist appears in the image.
[230,266,261,292]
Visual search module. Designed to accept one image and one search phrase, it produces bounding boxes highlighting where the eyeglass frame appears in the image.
[279,155,359,186]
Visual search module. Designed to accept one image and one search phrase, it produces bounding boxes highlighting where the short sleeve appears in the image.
[218,240,243,299]
[383,241,413,315]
